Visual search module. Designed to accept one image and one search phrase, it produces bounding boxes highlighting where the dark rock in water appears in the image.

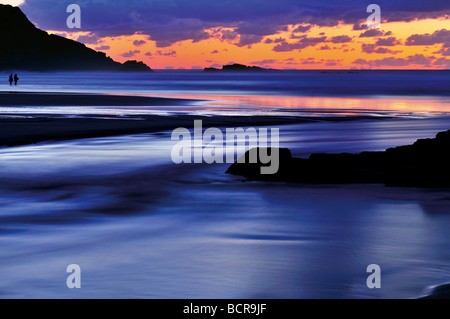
[419,283,450,299]
[204,63,273,72]
[226,129,450,187]
[226,148,294,181]
[0,4,152,72]
[204,67,221,72]
[222,63,265,71]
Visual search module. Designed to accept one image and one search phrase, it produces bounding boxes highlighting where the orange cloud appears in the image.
[53,17,450,70]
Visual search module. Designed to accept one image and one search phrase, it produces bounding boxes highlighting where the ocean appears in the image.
[0,70,449,298]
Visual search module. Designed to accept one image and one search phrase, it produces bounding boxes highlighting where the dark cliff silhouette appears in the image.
[226,129,450,188]
[0,4,152,72]
[204,63,273,72]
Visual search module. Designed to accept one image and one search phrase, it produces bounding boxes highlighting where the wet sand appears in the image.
[0,115,320,147]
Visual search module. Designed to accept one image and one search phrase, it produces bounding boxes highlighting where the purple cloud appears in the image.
[133,40,146,46]
[359,29,385,38]
[293,25,312,33]
[353,54,436,67]
[251,59,276,65]
[353,58,369,65]
[273,41,304,52]
[434,57,450,67]
[273,36,327,52]
[300,58,320,65]
[95,45,110,50]
[272,42,295,52]
[372,57,411,67]
[407,54,435,66]
[221,30,238,41]
[122,50,140,57]
[376,37,400,46]
[76,33,100,44]
[362,43,400,54]
[436,46,450,56]
[353,23,368,31]
[406,29,450,45]
[19,0,450,49]
[273,37,286,43]
[236,34,265,47]
[329,35,352,43]
[157,50,177,56]
[325,61,339,66]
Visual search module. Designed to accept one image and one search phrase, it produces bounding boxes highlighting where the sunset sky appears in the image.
[4,0,450,69]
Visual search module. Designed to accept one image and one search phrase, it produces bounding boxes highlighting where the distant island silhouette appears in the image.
[204,63,274,72]
[0,4,152,72]
[227,129,450,188]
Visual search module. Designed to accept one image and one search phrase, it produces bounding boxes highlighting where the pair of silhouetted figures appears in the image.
[9,74,19,86]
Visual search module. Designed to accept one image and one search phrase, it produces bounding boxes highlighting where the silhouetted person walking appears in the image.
[9,74,13,86]
[14,74,19,86]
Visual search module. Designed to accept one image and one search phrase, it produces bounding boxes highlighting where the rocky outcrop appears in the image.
[226,129,450,188]
[204,63,271,72]
[118,60,153,72]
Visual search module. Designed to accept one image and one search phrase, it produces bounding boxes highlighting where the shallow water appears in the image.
[1,118,450,298]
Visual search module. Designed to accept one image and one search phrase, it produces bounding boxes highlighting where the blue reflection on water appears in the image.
[1,118,450,298]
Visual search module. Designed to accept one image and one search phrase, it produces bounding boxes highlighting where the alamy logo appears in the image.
[66,4,81,29]
[66,264,81,288]
[171,120,280,174]
[366,4,381,28]
[366,264,381,288]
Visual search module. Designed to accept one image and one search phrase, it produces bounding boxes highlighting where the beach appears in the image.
[0,92,190,106]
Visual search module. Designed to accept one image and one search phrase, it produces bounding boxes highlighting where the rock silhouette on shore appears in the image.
[226,129,450,188]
